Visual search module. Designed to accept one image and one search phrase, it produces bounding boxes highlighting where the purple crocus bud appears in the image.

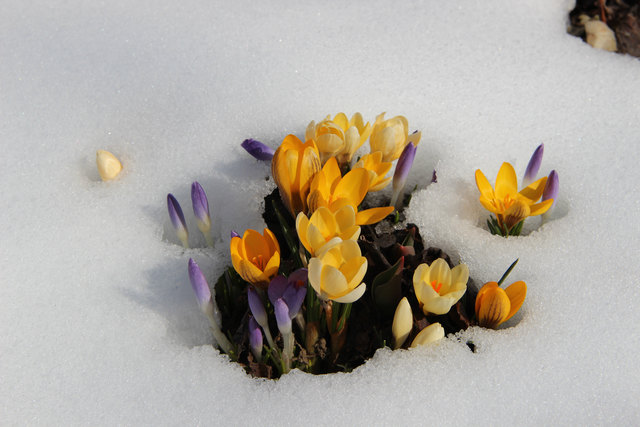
[248,316,263,362]
[167,193,189,248]
[241,138,275,161]
[522,143,544,187]
[191,182,211,231]
[268,269,307,319]
[230,230,240,239]
[390,142,417,207]
[274,298,292,335]
[542,170,559,204]
[247,287,268,328]
[187,258,212,313]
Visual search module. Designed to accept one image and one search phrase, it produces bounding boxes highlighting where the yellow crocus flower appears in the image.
[271,134,322,217]
[308,239,367,303]
[475,162,553,231]
[410,322,445,347]
[475,281,526,329]
[392,297,413,349]
[413,258,469,315]
[305,118,345,164]
[369,112,421,162]
[296,205,360,257]
[307,157,394,225]
[332,112,372,164]
[230,228,280,289]
[96,150,123,181]
[353,151,392,192]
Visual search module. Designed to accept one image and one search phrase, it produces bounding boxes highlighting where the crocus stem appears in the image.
[202,231,215,248]
[295,311,306,335]
[204,305,235,357]
[281,331,293,374]
[389,191,400,209]
[255,288,278,353]
[497,258,519,286]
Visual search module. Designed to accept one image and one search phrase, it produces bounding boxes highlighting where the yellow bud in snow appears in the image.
[96,150,122,181]
[392,297,413,349]
[410,322,445,347]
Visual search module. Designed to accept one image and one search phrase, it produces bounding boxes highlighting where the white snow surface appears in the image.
[2,0,639,424]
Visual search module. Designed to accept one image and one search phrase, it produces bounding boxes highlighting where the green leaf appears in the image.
[370,257,405,320]
[497,258,519,286]
[271,199,302,267]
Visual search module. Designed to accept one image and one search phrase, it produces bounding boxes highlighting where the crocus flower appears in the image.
[392,297,413,349]
[353,151,392,192]
[522,143,544,188]
[296,205,360,256]
[241,138,275,161]
[167,193,189,248]
[267,269,308,319]
[187,259,234,354]
[475,162,553,232]
[307,157,394,225]
[230,228,280,288]
[542,170,559,204]
[306,118,346,164]
[191,181,214,246]
[273,298,292,336]
[271,134,321,216]
[247,286,275,349]
[96,150,123,181]
[331,112,372,164]
[308,239,367,303]
[410,322,445,347]
[369,112,421,162]
[230,230,240,239]
[413,258,469,315]
[248,316,263,362]
[475,281,527,329]
[390,141,417,207]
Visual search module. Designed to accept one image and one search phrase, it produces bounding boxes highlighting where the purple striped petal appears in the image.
[247,287,268,328]
[230,230,240,239]
[187,258,212,311]
[523,144,544,187]
[241,139,275,161]
[167,194,188,233]
[274,298,292,335]
[191,182,211,228]
[248,316,263,358]
[542,170,559,203]
[393,142,417,192]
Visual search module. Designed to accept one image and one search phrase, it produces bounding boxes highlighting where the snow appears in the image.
[2,0,639,424]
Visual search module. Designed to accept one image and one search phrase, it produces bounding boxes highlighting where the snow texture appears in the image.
[1,0,639,425]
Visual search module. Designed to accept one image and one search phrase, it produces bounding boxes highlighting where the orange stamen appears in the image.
[431,280,442,294]
[251,255,265,271]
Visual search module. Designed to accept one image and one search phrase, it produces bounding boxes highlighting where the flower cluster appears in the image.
[174,112,538,378]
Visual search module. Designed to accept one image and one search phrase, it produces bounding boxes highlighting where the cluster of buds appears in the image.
[475,144,559,237]
[166,181,214,248]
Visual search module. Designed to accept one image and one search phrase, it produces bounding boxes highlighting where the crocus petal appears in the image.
[320,265,349,298]
[528,199,554,216]
[333,168,370,206]
[522,143,544,187]
[267,275,289,304]
[308,258,323,296]
[283,283,307,319]
[355,206,394,225]
[191,181,211,230]
[241,138,275,161]
[96,150,123,181]
[410,323,445,347]
[167,194,187,232]
[542,170,559,203]
[422,295,458,315]
[475,282,498,315]
[475,169,495,200]
[187,258,212,311]
[477,286,510,328]
[392,297,413,349]
[274,298,292,335]
[503,280,527,322]
[393,142,417,191]
[332,283,366,303]
[495,163,518,201]
[248,316,263,360]
[230,230,240,239]
[247,287,268,328]
[519,176,547,202]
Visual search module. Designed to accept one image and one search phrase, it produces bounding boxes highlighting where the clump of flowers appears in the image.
[171,112,534,378]
[475,144,559,237]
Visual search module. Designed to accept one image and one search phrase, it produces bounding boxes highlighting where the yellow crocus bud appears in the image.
[413,258,469,315]
[229,228,280,289]
[475,281,527,329]
[296,205,360,257]
[353,151,392,192]
[271,135,321,217]
[305,119,345,164]
[369,113,420,162]
[332,112,372,165]
[392,297,413,349]
[410,322,445,347]
[96,150,123,181]
[308,239,367,303]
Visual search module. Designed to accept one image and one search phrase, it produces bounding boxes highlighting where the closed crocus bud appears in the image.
[191,182,214,246]
[248,316,263,362]
[542,170,559,204]
[247,287,268,328]
[230,230,240,239]
[522,144,544,187]
[96,150,123,181]
[241,138,275,161]
[274,298,292,336]
[390,142,417,207]
[187,258,213,314]
[392,297,413,349]
[475,281,527,329]
[369,113,411,162]
[230,228,280,289]
[167,194,189,248]
[410,322,445,347]
[306,118,346,164]
[353,151,392,192]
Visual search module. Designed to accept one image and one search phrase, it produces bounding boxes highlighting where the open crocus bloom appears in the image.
[332,112,372,164]
[307,157,394,225]
[475,281,526,329]
[353,151,392,192]
[271,134,321,217]
[296,205,360,256]
[369,113,421,162]
[230,228,280,289]
[413,258,469,315]
[475,162,553,231]
[308,239,367,303]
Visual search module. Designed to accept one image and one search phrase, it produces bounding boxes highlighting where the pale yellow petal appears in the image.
[321,265,349,298]
[410,323,444,347]
[392,297,413,349]
[355,206,394,225]
[332,283,366,303]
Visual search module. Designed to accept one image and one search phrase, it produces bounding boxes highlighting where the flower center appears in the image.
[503,194,515,210]
[251,255,266,271]
[430,280,442,294]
